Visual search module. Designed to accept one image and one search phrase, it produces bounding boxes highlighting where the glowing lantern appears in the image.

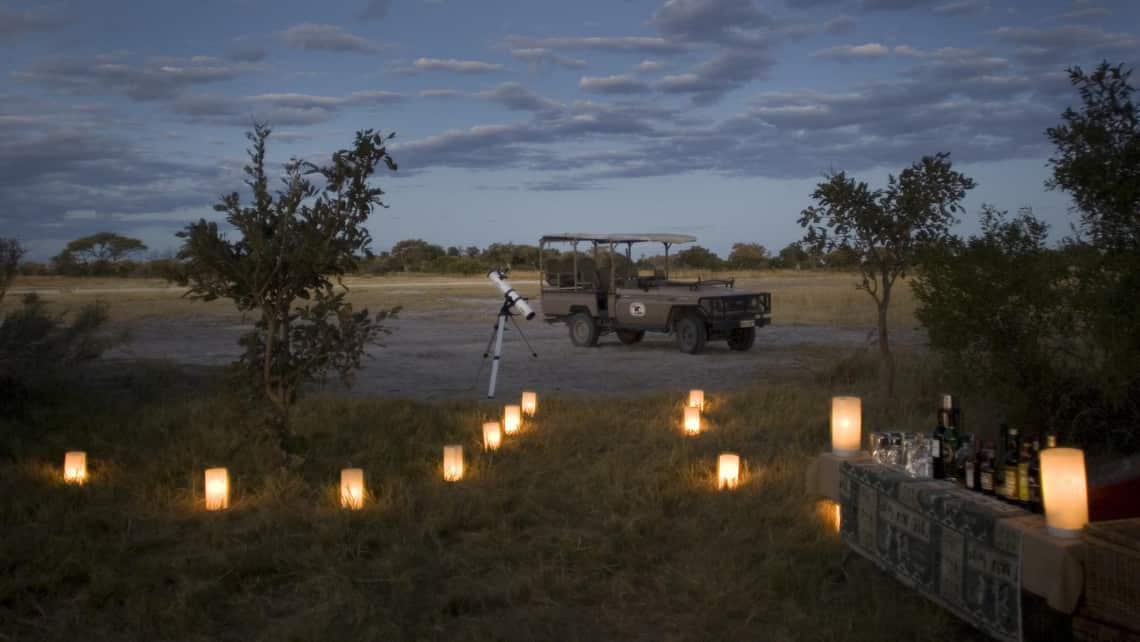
[483,421,502,451]
[1040,448,1089,538]
[204,468,229,511]
[819,500,841,533]
[830,396,862,457]
[63,451,87,485]
[718,453,740,490]
[504,405,522,435]
[688,389,705,410]
[340,468,365,510]
[521,391,538,417]
[443,445,464,482]
[683,406,701,436]
[834,502,842,532]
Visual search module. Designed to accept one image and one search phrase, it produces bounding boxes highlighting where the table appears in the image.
[806,453,1086,634]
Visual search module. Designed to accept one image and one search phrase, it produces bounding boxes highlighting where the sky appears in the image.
[2,0,1138,260]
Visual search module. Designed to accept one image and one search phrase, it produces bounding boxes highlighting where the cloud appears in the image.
[419,89,466,98]
[813,42,891,61]
[410,57,505,73]
[823,15,856,35]
[635,59,665,73]
[280,23,385,53]
[172,90,406,126]
[0,6,70,41]
[932,0,989,16]
[16,54,251,100]
[1057,6,1111,21]
[655,48,775,105]
[579,74,651,95]
[359,0,392,20]
[651,0,770,43]
[894,45,925,57]
[862,0,931,10]
[502,35,687,55]
[477,83,563,112]
[509,48,587,70]
[990,25,1140,65]
[226,46,268,63]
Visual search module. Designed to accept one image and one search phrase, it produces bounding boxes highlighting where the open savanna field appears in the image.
[1,271,990,641]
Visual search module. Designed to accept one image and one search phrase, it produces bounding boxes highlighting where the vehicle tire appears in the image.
[568,312,599,347]
[675,313,707,354]
[727,327,756,351]
[616,329,645,345]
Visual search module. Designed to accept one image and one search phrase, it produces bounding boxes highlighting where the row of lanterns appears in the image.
[826,395,1090,538]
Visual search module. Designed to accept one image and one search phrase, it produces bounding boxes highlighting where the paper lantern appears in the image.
[830,396,862,457]
[521,391,538,417]
[443,445,464,482]
[1041,448,1089,538]
[204,468,229,511]
[483,421,502,451]
[718,453,740,490]
[63,451,87,485]
[688,389,705,410]
[503,405,522,435]
[340,468,365,510]
[683,406,701,436]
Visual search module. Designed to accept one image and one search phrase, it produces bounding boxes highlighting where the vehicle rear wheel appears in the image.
[568,312,599,347]
[727,327,756,351]
[675,313,707,354]
[616,329,645,345]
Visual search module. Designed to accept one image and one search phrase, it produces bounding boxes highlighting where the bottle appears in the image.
[979,444,996,496]
[963,435,977,491]
[1002,426,1020,501]
[1026,442,1035,508]
[944,423,960,481]
[996,423,1009,497]
[1028,435,1043,512]
[932,432,945,479]
[1045,434,1057,449]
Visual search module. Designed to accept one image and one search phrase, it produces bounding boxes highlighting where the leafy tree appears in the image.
[464,245,481,258]
[0,239,23,302]
[53,232,147,275]
[727,243,769,269]
[446,246,461,257]
[1047,62,1140,251]
[799,153,975,395]
[823,246,861,269]
[176,124,398,445]
[390,239,445,271]
[774,242,809,270]
[676,245,722,270]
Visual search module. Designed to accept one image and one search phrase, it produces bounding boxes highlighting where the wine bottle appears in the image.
[1002,426,1020,501]
[932,433,945,479]
[1017,439,1031,504]
[964,440,977,491]
[979,444,996,496]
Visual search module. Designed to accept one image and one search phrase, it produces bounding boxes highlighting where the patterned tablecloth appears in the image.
[839,460,1026,642]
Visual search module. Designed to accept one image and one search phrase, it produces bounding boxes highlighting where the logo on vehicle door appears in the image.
[629,302,646,317]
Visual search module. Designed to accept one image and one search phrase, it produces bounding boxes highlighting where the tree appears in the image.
[390,239,444,271]
[53,232,147,275]
[464,245,481,258]
[446,246,461,257]
[775,242,808,270]
[0,239,23,302]
[676,245,722,270]
[1046,62,1140,252]
[727,243,769,269]
[177,124,398,446]
[799,153,975,395]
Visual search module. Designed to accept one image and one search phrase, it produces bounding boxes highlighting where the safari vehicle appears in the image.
[538,233,772,354]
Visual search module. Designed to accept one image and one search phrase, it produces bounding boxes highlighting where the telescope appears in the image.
[488,268,535,320]
[479,267,537,399]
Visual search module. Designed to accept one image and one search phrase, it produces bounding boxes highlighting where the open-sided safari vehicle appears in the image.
[538,233,772,354]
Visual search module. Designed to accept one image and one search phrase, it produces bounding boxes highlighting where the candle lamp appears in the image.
[483,421,502,451]
[830,396,862,457]
[204,468,230,511]
[340,468,365,510]
[443,445,464,482]
[63,451,87,485]
[1040,448,1089,538]
[718,453,740,490]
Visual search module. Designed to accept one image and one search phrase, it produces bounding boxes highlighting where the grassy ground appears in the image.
[0,352,985,642]
[5,270,918,329]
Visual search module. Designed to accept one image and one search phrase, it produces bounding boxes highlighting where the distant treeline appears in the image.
[16,235,864,278]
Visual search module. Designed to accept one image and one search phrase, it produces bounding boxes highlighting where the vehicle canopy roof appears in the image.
[540,233,696,245]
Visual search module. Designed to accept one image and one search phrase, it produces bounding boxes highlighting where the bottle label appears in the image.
[981,471,994,492]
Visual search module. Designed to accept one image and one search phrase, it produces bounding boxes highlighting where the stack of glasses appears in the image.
[870,432,932,478]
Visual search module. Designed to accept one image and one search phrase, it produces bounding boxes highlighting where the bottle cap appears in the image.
[940,394,953,410]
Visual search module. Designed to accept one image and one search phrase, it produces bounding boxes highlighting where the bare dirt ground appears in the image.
[100,292,926,400]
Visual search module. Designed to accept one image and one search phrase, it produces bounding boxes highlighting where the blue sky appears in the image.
[2,0,1138,260]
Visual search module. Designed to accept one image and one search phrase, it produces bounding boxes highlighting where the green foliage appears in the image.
[727,242,769,269]
[675,245,723,270]
[176,124,398,437]
[799,153,976,395]
[52,232,148,276]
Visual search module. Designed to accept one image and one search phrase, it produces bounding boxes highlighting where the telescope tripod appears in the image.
[478,293,538,399]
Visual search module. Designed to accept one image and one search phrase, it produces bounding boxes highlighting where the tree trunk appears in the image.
[878,282,896,397]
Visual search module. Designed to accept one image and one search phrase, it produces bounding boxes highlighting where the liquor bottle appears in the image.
[932,432,945,479]
[979,444,996,496]
[1017,439,1031,504]
[1028,435,1043,512]
[996,423,1009,497]
[963,435,977,491]
[1045,434,1057,449]
[1002,426,1021,501]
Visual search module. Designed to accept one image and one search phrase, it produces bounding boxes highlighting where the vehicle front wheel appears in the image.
[675,313,707,354]
[568,312,599,347]
[727,327,756,351]
[616,329,645,345]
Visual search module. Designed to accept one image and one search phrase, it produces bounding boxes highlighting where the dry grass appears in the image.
[0,354,984,642]
[5,271,917,328]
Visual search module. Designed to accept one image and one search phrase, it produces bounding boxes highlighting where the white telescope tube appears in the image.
[488,270,535,320]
